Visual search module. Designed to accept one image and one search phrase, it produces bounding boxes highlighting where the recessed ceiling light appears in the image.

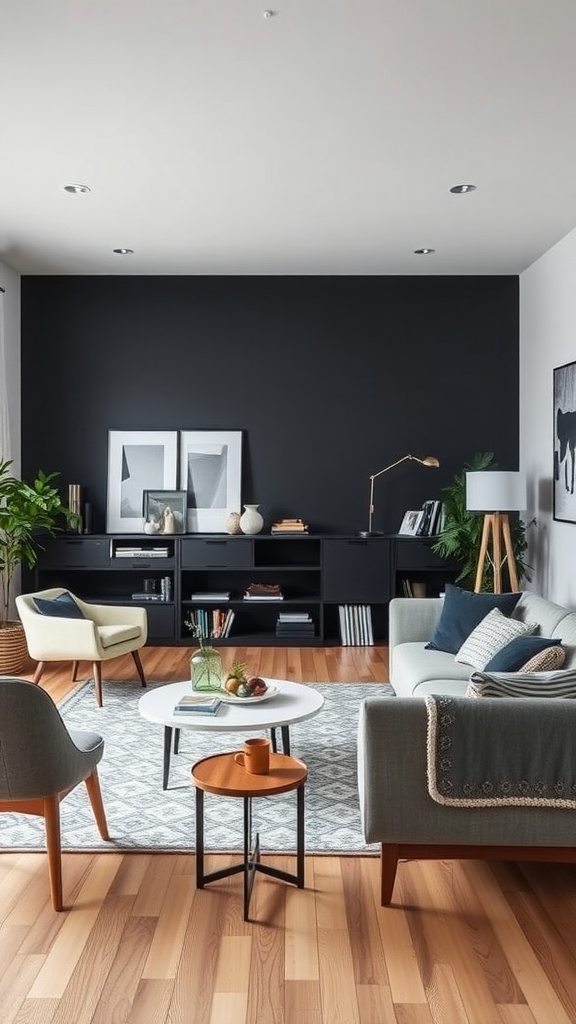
[113,248,134,255]
[263,9,278,17]
[62,183,91,194]
[449,184,476,194]
[414,248,435,255]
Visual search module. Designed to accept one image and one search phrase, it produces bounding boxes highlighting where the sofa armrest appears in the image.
[388,597,443,677]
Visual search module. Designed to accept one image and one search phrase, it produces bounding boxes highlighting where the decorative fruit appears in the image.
[236,682,252,698]
[225,660,247,693]
[248,676,268,696]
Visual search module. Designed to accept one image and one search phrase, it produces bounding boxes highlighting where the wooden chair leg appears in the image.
[43,794,64,911]
[85,768,110,840]
[132,649,147,688]
[93,663,103,707]
[71,661,79,682]
[33,662,45,684]
[381,843,400,906]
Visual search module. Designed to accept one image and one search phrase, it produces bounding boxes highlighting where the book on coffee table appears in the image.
[173,694,223,715]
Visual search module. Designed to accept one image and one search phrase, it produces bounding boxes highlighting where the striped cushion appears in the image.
[455,607,536,671]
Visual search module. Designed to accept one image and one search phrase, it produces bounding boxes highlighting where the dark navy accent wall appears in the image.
[21,275,519,535]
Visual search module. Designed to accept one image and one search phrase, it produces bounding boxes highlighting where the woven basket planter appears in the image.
[0,621,29,674]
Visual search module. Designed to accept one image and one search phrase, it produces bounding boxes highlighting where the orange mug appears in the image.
[234,737,270,775]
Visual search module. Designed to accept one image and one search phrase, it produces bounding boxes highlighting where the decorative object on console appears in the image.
[271,518,309,534]
[359,454,439,537]
[67,484,82,533]
[466,469,527,593]
[240,503,264,534]
[142,489,186,534]
[143,517,160,535]
[553,360,576,524]
[106,430,178,533]
[225,511,242,534]
[179,430,242,533]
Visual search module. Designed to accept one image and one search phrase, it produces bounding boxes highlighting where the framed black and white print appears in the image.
[142,489,187,533]
[553,361,576,523]
[179,430,242,532]
[106,430,178,533]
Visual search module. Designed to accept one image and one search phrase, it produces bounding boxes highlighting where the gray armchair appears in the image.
[0,676,110,910]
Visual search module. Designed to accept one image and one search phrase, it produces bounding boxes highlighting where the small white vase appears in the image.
[240,504,264,535]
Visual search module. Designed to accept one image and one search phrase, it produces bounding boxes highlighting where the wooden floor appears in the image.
[3,646,576,1024]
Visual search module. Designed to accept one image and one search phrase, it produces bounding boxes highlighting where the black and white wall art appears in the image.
[554,361,576,523]
[106,430,178,532]
[179,430,242,532]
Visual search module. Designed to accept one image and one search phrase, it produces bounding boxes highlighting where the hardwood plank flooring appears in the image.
[2,645,576,1023]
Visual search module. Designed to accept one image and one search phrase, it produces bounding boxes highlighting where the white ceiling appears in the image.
[2,0,576,277]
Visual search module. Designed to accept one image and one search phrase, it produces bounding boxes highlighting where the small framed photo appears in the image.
[399,509,424,536]
[143,489,187,534]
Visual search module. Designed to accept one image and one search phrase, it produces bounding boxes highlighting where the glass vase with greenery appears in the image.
[431,451,534,592]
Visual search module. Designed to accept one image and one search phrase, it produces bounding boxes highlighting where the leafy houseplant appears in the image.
[431,452,534,592]
[0,458,77,633]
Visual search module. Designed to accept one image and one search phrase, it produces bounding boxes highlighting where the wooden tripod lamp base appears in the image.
[474,512,519,594]
[466,471,527,595]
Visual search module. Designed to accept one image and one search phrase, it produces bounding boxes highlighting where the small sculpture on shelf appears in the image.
[160,505,176,534]
[143,516,160,535]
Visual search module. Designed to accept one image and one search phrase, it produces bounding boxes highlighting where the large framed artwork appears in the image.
[553,360,576,523]
[179,430,242,532]
[106,430,178,533]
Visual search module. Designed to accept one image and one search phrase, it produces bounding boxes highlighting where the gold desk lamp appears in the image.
[359,455,440,537]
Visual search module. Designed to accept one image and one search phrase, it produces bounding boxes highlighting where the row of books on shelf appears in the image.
[186,607,235,639]
[399,578,428,598]
[416,500,445,537]
[275,611,315,638]
[338,604,374,646]
[113,545,171,558]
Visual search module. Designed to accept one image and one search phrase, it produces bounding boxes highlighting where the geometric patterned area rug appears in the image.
[0,681,394,855]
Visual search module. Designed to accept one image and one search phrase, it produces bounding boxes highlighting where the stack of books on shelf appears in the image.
[276,611,315,638]
[415,500,445,537]
[186,608,235,638]
[270,518,309,534]
[113,545,170,558]
[173,693,222,716]
[400,579,427,598]
[244,582,284,600]
[190,591,231,601]
[338,604,374,646]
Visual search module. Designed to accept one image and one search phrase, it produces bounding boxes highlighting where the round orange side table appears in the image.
[191,750,308,921]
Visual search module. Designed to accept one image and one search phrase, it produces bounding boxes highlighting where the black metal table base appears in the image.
[164,724,291,790]
[195,784,305,921]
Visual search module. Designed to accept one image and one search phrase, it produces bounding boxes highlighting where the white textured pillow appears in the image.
[455,607,537,671]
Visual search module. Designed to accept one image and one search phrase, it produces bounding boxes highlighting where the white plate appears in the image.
[218,683,280,705]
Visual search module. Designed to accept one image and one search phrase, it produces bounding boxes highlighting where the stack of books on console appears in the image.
[114,545,170,558]
[270,518,309,534]
[276,611,315,638]
[244,582,284,600]
[173,694,223,716]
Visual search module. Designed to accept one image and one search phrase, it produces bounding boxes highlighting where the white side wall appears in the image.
[520,226,576,606]
[0,260,21,474]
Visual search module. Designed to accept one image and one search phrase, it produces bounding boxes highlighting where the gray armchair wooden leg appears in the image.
[132,650,147,688]
[93,663,103,707]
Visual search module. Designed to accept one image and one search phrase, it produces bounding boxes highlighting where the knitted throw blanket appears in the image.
[425,694,576,808]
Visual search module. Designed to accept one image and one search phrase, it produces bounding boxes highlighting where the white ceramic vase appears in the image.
[240,504,264,535]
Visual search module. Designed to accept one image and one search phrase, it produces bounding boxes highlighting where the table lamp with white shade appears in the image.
[466,470,527,593]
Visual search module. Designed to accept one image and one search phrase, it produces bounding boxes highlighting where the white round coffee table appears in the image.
[138,678,325,789]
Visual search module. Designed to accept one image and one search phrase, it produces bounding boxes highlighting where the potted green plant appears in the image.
[431,451,534,592]
[0,457,78,672]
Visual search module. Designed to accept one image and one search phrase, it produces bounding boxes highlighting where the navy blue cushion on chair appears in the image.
[33,592,85,619]
[485,635,562,672]
[425,584,521,655]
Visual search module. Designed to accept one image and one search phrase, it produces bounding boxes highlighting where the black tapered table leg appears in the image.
[162,725,173,790]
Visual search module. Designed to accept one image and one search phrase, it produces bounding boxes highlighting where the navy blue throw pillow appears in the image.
[425,584,521,655]
[485,635,561,672]
[33,592,85,619]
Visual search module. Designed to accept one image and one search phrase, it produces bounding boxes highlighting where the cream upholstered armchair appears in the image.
[16,588,148,707]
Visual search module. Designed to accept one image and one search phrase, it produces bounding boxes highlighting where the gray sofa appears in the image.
[357,695,576,905]
[389,591,576,697]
